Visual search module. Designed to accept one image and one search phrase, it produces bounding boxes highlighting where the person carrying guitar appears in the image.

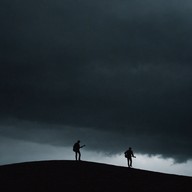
[73,140,85,161]
[124,147,136,167]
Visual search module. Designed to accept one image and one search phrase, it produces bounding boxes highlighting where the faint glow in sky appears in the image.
[0,137,191,176]
[134,154,192,176]
[83,150,192,176]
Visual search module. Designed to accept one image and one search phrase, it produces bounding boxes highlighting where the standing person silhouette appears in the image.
[124,147,136,167]
[73,140,85,161]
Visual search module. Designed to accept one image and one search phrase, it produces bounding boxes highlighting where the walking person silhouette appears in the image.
[124,147,136,167]
[73,140,85,161]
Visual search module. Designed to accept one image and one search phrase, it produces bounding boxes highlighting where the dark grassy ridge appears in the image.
[0,160,191,192]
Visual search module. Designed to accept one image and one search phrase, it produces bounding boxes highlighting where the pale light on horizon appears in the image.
[83,150,192,177]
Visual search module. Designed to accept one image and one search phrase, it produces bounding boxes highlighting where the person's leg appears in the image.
[130,158,132,167]
[75,152,78,161]
[78,151,81,161]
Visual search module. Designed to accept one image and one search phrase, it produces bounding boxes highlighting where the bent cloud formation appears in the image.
[0,0,192,163]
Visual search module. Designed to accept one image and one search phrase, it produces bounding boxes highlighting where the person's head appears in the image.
[78,140,80,143]
[129,147,132,150]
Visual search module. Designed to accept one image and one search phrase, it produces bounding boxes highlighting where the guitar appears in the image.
[80,145,86,148]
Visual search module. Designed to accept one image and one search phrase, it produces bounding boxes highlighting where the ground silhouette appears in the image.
[0,160,191,192]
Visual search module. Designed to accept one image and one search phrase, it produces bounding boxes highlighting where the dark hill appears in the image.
[0,160,191,192]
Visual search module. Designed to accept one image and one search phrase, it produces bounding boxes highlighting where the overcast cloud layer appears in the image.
[0,0,192,163]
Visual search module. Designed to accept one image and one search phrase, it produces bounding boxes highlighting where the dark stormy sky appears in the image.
[0,0,192,170]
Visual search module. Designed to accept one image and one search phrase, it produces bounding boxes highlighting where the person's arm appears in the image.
[132,151,136,158]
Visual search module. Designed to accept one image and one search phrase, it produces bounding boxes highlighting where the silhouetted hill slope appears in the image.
[0,160,191,192]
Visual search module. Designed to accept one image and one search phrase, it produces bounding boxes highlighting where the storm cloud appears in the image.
[0,0,192,163]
